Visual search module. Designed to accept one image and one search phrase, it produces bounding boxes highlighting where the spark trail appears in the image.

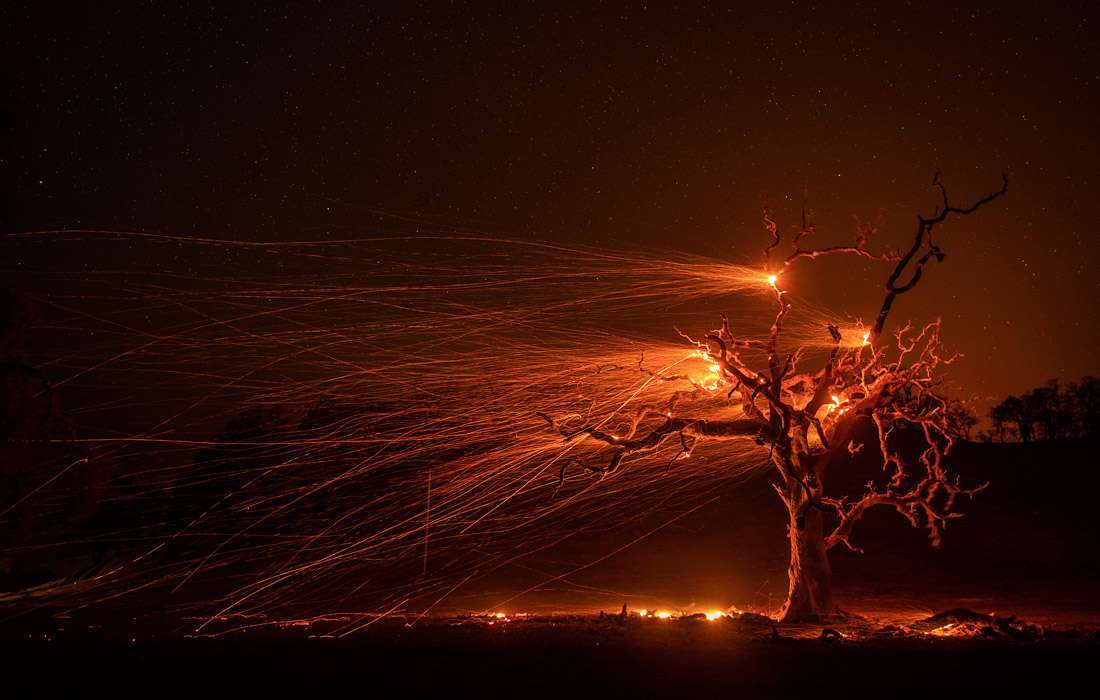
[1,230,880,625]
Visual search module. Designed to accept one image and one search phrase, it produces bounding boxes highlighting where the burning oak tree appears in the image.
[540,175,1008,622]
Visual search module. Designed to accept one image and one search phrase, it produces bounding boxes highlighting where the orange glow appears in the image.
[655,610,671,619]
[704,610,724,621]
[862,331,871,345]
[766,273,779,287]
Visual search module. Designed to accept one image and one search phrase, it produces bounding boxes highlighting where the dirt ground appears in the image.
[5,609,1098,698]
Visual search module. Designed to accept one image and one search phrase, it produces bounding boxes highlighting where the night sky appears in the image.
[5,2,1098,401]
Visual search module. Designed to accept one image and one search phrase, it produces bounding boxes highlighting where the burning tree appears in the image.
[541,175,1008,622]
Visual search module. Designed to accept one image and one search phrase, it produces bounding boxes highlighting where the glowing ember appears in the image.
[655,611,672,619]
[704,611,724,621]
[766,273,779,287]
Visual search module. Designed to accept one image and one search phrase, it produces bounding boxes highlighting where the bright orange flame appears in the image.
[862,331,871,345]
[655,611,671,619]
[766,273,779,288]
[704,611,724,621]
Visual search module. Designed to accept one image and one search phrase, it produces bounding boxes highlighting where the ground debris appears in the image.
[819,628,843,644]
[909,608,1043,641]
[729,612,776,628]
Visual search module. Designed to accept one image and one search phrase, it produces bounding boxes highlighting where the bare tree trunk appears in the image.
[779,493,835,622]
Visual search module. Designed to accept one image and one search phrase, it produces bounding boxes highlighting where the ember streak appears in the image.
[1,233,812,622]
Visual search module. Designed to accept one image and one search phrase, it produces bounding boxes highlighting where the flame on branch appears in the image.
[539,174,1008,621]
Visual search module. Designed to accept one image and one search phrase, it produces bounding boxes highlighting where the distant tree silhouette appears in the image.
[1068,376,1100,439]
[988,376,1100,442]
[944,400,979,441]
[989,395,1030,442]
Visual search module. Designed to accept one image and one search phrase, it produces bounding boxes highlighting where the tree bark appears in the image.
[778,491,836,622]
